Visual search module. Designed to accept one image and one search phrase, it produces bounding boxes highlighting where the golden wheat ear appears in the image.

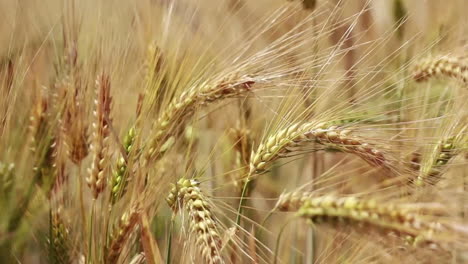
[249,122,391,177]
[86,73,113,199]
[144,76,255,166]
[106,208,140,264]
[167,178,224,264]
[276,192,461,249]
[412,54,468,84]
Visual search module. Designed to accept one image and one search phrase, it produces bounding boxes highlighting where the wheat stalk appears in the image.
[166,178,224,264]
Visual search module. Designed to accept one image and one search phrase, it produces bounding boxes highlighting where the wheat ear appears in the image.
[144,76,255,164]
[412,55,467,84]
[278,193,451,247]
[86,73,112,199]
[49,209,71,264]
[249,122,389,176]
[166,178,224,264]
[415,136,461,186]
[110,127,136,204]
[62,83,89,164]
[106,208,140,264]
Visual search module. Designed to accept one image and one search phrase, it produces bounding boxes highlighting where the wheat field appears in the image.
[0,0,467,263]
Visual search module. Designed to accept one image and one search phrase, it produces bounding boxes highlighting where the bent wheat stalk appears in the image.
[166,178,223,264]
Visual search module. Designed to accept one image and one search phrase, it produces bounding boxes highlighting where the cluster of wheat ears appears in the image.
[0,0,467,263]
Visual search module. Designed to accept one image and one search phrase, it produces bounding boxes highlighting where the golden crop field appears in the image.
[0,0,467,263]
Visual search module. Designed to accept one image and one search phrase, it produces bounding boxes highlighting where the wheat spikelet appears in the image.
[144,75,255,165]
[279,193,453,248]
[166,178,223,264]
[106,208,140,264]
[412,54,468,84]
[249,122,389,176]
[110,127,136,204]
[86,73,112,199]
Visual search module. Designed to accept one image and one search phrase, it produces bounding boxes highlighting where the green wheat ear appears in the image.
[0,162,15,198]
[111,126,136,205]
[48,210,71,264]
